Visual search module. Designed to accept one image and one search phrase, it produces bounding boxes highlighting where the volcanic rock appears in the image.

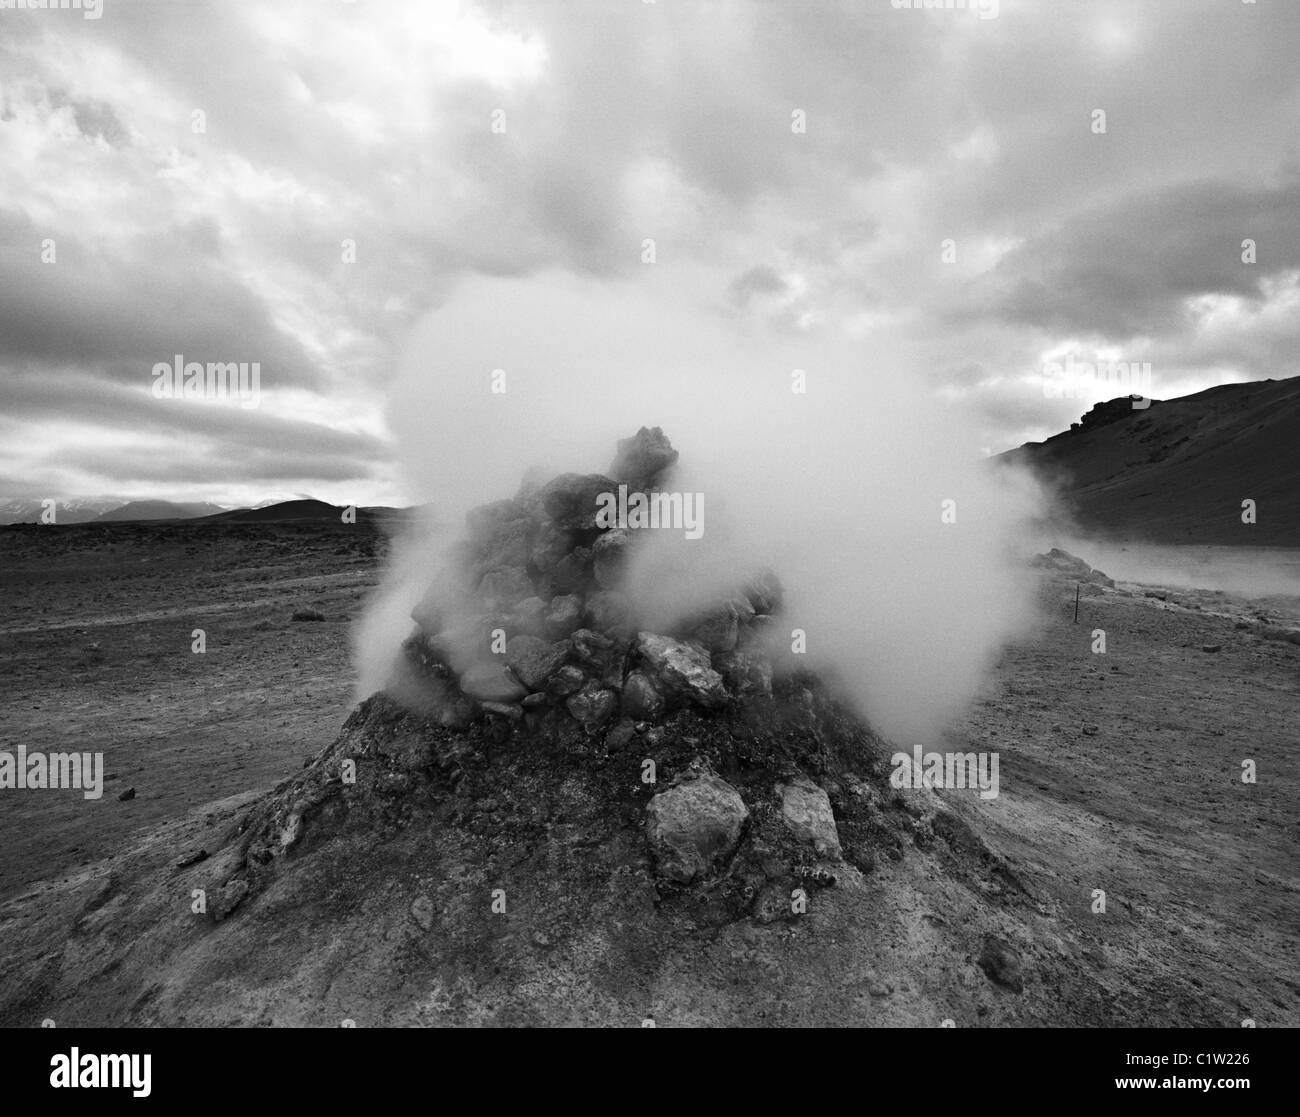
[605,718,636,751]
[1030,548,1114,587]
[504,635,569,691]
[539,473,616,531]
[621,670,665,721]
[684,602,740,653]
[591,529,632,589]
[529,522,572,573]
[410,896,435,932]
[609,426,679,489]
[645,772,749,883]
[566,680,618,731]
[472,516,532,576]
[550,547,592,595]
[543,594,583,639]
[481,701,523,721]
[979,934,1025,993]
[777,777,842,858]
[569,628,626,686]
[545,664,586,698]
[636,632,728,710]
[714,648,773,698]
[436,695,477,730]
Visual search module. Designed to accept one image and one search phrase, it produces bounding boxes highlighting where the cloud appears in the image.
[1,0,1298,499]
[979,177,1300,337]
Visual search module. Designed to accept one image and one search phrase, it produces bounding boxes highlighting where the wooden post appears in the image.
[1074,583,1081,624]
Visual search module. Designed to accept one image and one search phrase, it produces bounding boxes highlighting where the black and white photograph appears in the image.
[0,0,1296,1072]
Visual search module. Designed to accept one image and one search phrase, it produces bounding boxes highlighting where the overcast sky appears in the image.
[1,0,1297,508]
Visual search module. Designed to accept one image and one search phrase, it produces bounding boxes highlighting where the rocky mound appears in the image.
[0,430,1126,1026]
[397,427,777,738]
[1030,548,1116,594]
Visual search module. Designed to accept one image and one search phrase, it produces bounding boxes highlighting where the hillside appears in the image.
[997,377,1300,546]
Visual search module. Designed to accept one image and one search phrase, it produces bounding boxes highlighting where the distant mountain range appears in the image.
[96,500,229,522]
[0,496,405,525]
[997,377,1300,546]
[0,498,120,524]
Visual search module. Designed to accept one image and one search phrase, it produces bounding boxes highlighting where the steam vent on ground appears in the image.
[402,426,776,742]
[6,428,1113,1026]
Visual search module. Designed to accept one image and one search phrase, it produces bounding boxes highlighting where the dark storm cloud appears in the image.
[0,213,322,385]
[980,176,1300,337]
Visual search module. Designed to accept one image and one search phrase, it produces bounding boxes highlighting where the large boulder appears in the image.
[636,633,728,710]
[645,773,749,883]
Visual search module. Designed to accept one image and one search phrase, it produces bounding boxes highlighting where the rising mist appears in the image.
[355,270,1047,744]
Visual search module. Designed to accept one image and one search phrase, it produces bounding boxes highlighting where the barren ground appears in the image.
[1,523,1296,1026]
[0,522,385,898]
